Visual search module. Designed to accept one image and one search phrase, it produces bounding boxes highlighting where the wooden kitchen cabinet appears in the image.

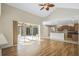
[72,34,78,42]
[74,24,78,31]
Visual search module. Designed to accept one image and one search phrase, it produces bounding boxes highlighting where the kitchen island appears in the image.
[50,32,64,41]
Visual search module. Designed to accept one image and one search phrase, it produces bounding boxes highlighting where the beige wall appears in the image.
[0,3,1,16]
[0,4,79,47]
[0,3,1,32]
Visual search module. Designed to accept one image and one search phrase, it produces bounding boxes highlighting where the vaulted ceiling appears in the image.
[6,3,79,17]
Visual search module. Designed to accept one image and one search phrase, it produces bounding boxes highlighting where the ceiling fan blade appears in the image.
[39,4,44,6]
[48,4,55,7]
[39,3,55,11]
[40,7,44,10]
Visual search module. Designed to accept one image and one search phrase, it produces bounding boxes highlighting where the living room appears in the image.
[0,3,79,56]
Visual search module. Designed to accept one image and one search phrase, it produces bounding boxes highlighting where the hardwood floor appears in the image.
[2,39,79,56]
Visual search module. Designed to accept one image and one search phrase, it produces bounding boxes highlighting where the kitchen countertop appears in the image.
[50,31,64,33]
[50,31,79,34]
[68,31,79,35]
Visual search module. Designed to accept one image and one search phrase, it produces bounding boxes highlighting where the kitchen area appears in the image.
[43,16,79,45]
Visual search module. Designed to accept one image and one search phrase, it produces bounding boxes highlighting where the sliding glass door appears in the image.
[18,23,40,43]
[21,25,38,36]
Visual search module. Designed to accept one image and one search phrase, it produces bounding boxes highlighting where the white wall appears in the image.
[42,25,49,38]
[0,4,45,46]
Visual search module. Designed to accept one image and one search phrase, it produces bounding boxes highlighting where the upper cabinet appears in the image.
[0,3,1,16]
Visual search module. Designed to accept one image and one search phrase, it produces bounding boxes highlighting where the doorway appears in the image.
[17,22,40,44]
[13,21,40,45]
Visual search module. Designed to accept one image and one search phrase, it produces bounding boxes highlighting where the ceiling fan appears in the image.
[39,3,55,11]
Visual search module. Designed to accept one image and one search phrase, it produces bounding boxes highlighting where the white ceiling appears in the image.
[43,16,79,25]
[6,3,79,17]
